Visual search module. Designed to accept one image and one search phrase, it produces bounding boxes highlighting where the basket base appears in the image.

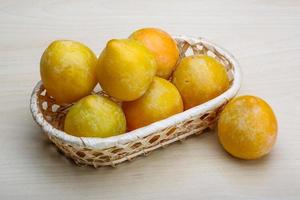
[47,125,215,168]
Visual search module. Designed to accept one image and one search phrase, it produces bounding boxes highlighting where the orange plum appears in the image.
[218,95,278,160]
[130,28,179,79]
[40,40,97,103]
[97,39,157,101]
[64,95,126,138]
[172,55,229,109]
[122,77,183,131]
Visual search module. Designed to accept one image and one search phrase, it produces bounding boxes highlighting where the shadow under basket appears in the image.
[30,36,241,167]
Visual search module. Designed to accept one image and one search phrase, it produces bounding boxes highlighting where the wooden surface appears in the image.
[0,0,299,199]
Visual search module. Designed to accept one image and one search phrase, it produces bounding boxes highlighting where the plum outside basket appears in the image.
[30,36,241,167]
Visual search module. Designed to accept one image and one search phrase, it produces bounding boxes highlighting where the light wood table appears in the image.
[1,0,299,199]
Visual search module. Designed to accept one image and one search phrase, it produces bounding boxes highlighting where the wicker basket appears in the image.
[30,36,241,167]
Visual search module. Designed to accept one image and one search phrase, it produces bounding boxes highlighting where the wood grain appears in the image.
[0,0,299,199]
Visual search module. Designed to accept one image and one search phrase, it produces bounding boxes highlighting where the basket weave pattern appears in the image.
[31,36,239,167]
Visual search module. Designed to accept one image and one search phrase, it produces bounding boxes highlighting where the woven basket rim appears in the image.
[30,36,241,149]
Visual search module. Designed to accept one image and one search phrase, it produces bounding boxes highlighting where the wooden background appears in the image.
[0,0,299,199]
